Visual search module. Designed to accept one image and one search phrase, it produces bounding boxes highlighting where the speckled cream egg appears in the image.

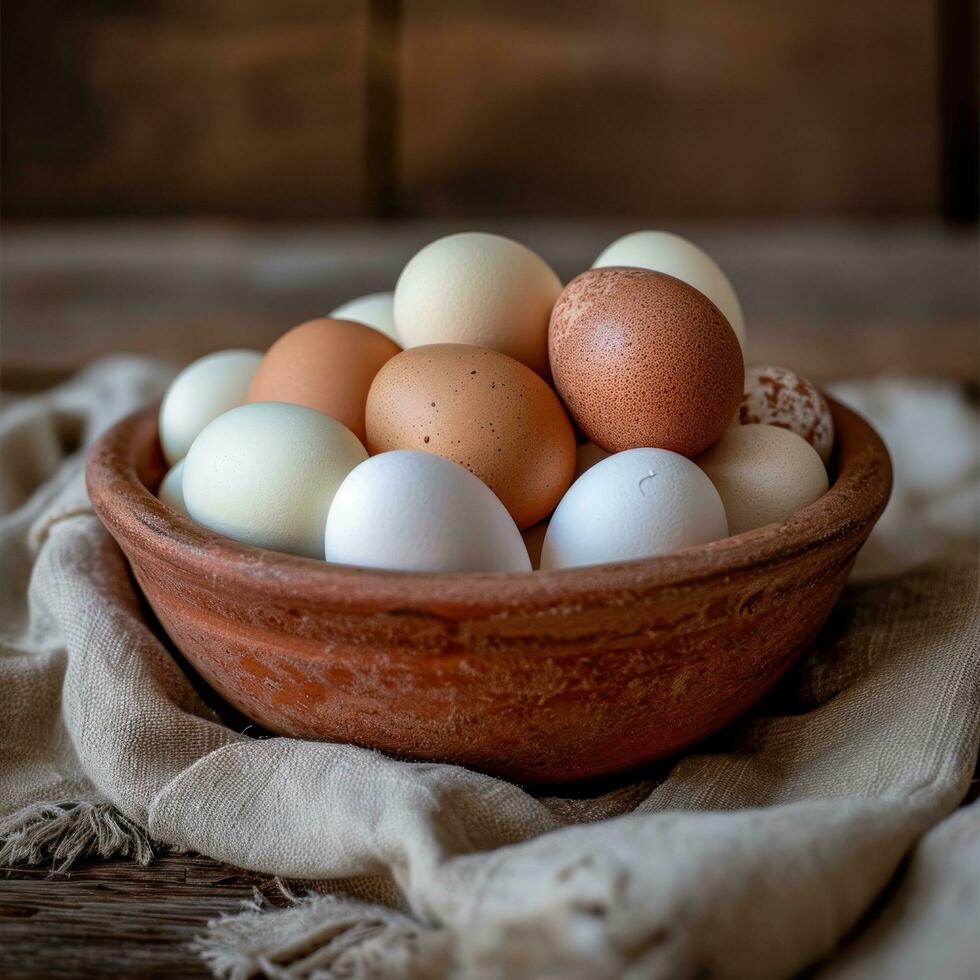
[593,230,746,349]
[325,451,530,573]
[157,460,188,516]
[696,424,829,536]
[738,365,835,463]
[248,318,400,444]
[549,267,744,456]
[540,448,728,570]
[365,344,576,529]
[183,402,368,559]
[158,349,263,464]
[330,292,397,343]
[394,233,562,376]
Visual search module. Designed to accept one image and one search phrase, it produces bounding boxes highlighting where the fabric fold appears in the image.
[1,360,978,978]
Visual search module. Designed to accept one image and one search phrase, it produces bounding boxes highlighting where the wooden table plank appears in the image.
[0,853,274,978]
[2,220,976,390]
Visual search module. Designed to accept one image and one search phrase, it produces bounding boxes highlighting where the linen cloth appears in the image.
[1,358,977,979]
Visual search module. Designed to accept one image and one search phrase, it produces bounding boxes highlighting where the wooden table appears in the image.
[1,221,976,977]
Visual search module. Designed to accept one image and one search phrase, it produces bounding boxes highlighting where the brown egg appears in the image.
[366,344,576,529]
[548,267,744,456]
[248,318,400,443]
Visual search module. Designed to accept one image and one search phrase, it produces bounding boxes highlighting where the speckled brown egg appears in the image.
[738,364,835,463]
[548,267,744,456]
[365,344,576,529]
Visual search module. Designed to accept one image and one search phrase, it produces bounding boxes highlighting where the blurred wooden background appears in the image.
[1,1,977,390]
[2,0,977,221]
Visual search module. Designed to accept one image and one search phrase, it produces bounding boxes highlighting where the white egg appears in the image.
[394,232,562,376]
[696,424,829,536]
[575,442,610,477]
[541,448,728,570]
[157,460,188,516]
[183,402,367,559]
[592,231,746,349]
[325,450,531,573]
[330,292,398,343]
[159,349,263,464]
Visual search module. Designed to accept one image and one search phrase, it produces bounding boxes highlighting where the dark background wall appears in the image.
[3,0,977,223]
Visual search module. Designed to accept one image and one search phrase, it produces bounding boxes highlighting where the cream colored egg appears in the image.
[541,448,728,570]
[325,451,530,573]
[394,232,562,376]
[696,424,828,536]
[183,402,367,559]
[159,349,263,464]
[592,231,746,349]
[157,460,188,516]
[330,292,397,342]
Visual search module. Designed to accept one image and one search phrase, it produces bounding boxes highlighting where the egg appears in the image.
[366,344,575,530]
[158,349,262,464]
[549,268,744,457]
[248,317,400,444]
[738,365,835,463]
[329,292,397,343]
[696,424,829,536]
[157,460,188,516]
[540,448,728,570]
[593,230,746,349]
[325,451,530,573]
[394,233,562,376]
[183,402,367,559]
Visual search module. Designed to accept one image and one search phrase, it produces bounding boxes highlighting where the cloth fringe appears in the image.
[194,885,451,980]
[0,800,154,872]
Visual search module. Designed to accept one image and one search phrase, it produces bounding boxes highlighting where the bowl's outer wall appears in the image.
[87,400,891,783]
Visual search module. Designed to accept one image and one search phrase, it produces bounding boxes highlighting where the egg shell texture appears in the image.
[548,267,744,457]
[696,423,829,536]
[325,450,531,573]
[182,401,368,559]
[158,349,263,465]
[592,230,746,349]
[540,447,728,570]
[248,317,400,444]
[329,292,398,343]
[738,364,835,463]
[365,344,576,530]
[393,232,561,376]
[157,460,188,516]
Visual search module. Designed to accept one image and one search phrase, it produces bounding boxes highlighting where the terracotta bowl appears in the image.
[86,399,890,784]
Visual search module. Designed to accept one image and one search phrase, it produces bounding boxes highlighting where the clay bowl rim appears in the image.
[86,397,892,617]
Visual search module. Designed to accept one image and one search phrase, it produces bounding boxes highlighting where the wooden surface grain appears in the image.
[0,853,275,979]
[2,1,951,221]
[2,220,976,391]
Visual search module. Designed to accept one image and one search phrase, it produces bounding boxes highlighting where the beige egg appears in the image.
[366,344,576,529]
[394,233,562,376]
[696,424,829,536]
[738,365,835,463]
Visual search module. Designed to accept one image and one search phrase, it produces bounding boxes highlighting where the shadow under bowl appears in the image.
[86,399,891,784]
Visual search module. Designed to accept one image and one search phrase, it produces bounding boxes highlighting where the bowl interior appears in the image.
[89,397,892,619]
